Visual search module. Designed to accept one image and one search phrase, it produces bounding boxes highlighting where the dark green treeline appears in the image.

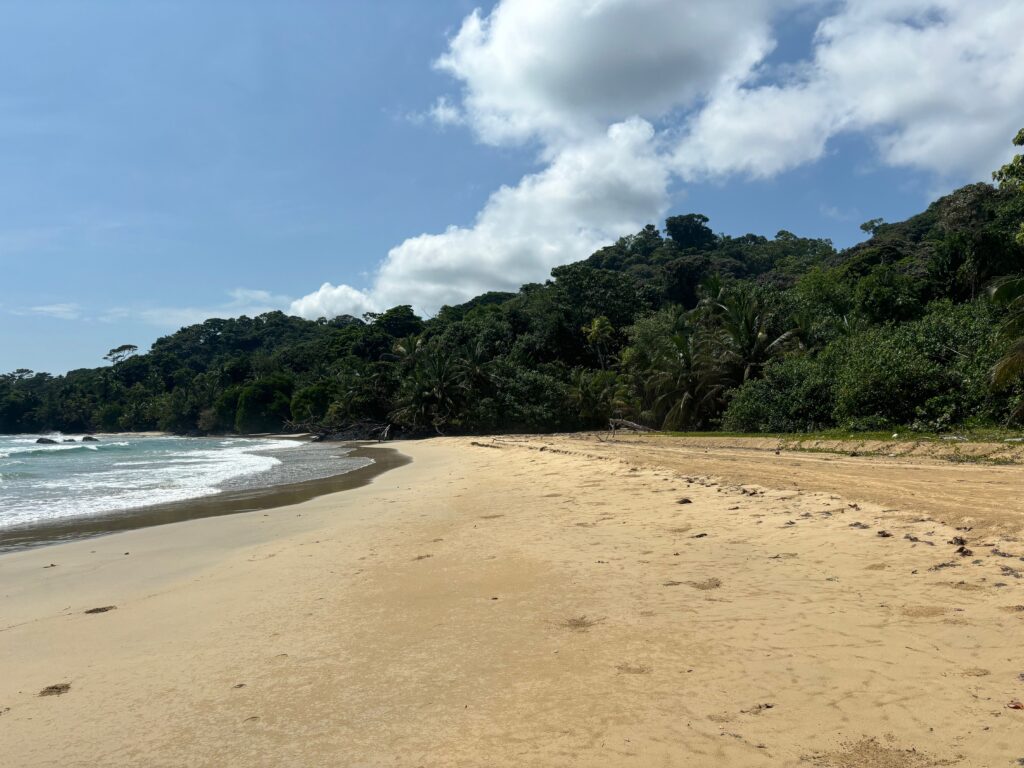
[3,134,1024,437]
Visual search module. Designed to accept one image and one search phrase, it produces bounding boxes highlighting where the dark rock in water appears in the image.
[62,439,76,443]
[35,437,58,444]
[82,435,99,442]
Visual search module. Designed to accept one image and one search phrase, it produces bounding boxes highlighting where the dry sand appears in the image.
[2,435,1023,767]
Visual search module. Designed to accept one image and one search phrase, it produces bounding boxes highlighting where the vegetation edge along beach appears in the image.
[3,130,1023,442]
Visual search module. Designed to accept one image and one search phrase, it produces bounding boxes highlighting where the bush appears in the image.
[722,356,834,433]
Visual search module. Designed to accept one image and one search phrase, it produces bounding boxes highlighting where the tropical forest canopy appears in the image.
[3,131,1024,437]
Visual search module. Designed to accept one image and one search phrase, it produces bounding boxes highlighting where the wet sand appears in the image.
[2,435,1023,767]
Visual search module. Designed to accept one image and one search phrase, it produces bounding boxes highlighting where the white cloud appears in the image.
[435,0,786,147]
[675,0,1024,181]
[429,96,464,127]
[289,118,670,319]
[288,282,377,321]
[289,0,1024,321]
[26,303,82,320]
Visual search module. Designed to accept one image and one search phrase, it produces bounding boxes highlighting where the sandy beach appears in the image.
[2,435,1024,767]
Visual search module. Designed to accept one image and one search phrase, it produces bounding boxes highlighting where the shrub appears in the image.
[722,356,834,433]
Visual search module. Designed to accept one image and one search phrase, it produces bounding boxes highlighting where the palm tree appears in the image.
[390,350,466,434]
[713,287,794,384]
[568,368,629,424]
[383,334,423,370]
[990,278,1024,401]
[459,340,492,391]
[582,316,615,369]
[648,331,724,431]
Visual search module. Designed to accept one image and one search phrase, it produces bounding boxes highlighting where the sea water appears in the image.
[0,434,372,531]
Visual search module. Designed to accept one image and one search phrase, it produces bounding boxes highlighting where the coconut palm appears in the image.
[389,350,466,434]
[713,287,794,384]
[990,277,1024,394]
[648,330,724,431]
[568,368,629,424]
[582,315,615,369]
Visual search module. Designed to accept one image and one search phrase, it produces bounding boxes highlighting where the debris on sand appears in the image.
[689,577,722,591]
[877,530,893,538]
[412,554,433,561]
[741,703,774,715]
[849,522,871,529]
[903,534,935,546]
[949,536,968,546]
[39,683,70,697]
[560,615,603,632]
[676,497,693,505]
[616,662,652,674]
[1008,700,1024,710]
[84,606,116,614]
[804,737,948,767]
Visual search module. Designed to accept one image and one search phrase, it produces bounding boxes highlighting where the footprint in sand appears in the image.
[901,605,946,618]
[689,577,722,591]
[961,667,990,677]
[949,581,984,591]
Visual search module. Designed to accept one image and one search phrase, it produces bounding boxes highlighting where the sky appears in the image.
[1,0,1022,374]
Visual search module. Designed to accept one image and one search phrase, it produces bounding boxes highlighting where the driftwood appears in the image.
[608,418,654,434]
[283,418,394,442]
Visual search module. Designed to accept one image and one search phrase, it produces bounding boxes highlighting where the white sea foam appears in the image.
[0,435,365,530]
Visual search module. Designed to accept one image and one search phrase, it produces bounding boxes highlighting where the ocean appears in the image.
[0,434,373,534]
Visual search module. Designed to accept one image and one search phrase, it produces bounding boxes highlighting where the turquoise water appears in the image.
[0,434,371,531]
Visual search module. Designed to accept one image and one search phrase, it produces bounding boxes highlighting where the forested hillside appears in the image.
[3,133,1023,437]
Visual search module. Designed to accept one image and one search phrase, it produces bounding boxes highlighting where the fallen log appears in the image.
[609,418,654,433]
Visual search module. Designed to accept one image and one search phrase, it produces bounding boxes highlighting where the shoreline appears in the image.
[2,436,1023,766]
[0,442,410,553]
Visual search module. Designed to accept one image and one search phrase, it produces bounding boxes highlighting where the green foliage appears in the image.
[2,129,1022,437]
[722,356,834,433]
[235,375,294,433]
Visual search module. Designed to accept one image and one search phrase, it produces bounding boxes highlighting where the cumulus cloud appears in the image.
[288,282,378,321]
[290,119,670,319]
[675,0,1024,180]
[434,0,785,147]
[291,0,1024,321]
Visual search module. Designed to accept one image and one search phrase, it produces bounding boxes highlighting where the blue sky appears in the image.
[1,0,1021,373]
